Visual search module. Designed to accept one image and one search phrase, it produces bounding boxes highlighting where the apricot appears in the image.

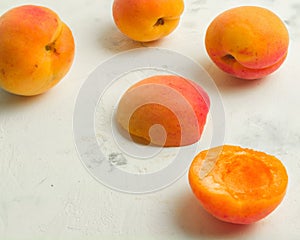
[116,75,210,147]
[205,6,289,80]
[0,5,75,96]
[112,0,184,42]
[188,145,288,224]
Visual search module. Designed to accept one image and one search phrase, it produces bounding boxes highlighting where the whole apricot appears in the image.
[205,6,289,80]
[112,0,184,42]
[0,5,75,96]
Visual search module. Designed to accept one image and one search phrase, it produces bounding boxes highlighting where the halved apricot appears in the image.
[188,145,288,224]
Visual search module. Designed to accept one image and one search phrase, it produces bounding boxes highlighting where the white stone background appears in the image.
[0,0,300,239]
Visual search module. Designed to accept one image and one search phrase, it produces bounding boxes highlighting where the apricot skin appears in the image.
[116,75,210,147]
[205,6,289,80]
[188,145,288,224]
[0,5,75,96]
[112,0,184,42]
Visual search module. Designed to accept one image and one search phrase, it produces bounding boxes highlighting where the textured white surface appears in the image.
[0,0,300,239]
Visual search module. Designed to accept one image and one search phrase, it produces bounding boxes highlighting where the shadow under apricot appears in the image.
[98,23,141,52]
[0,88,45,112]
[175,193,255,238]
[201,58,270,94]
[98,22,167,54]
[113,115,159,147]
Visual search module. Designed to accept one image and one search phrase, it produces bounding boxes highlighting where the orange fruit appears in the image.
[0,5,75,96]
[188,145,288,224]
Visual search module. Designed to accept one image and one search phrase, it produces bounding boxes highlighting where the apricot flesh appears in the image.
[205,6,289,79]
[116,75,210,147]
[188,145,288,224]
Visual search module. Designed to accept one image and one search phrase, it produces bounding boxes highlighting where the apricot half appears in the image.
[188,145,288,224]
[116,75,210,147]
